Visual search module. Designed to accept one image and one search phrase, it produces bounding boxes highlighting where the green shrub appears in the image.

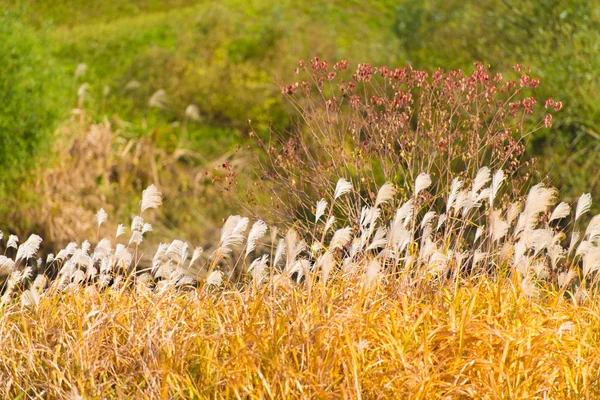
[0,8,66,195]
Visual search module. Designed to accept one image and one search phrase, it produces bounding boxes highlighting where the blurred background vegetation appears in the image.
[0,0,598,248]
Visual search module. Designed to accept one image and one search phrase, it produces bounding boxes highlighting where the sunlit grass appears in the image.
[1,273,598,398]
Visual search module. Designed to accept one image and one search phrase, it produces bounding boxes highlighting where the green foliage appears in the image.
[0,8,67,195]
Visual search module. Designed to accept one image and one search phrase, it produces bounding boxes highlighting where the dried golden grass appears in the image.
[1,273,599,398]
[10,116,242,249]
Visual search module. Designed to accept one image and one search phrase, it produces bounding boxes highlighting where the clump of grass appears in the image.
[1,261,599,398]
[1,159,600,396]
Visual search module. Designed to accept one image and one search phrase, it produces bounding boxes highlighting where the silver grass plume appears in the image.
[315,199,327,223]
[329,227,353,251]
[414,173,432,197]
[576,193,592,221]
[140,185,163,213]
[216,216,249,256]
[205,270,223,288]
[549,202,571,222]
[585,215,600,242]
[364,259,381,290]
[185,104,201,121]
[246,220,267,258]
[131,216,144,231]
[149,89,168,109]
[447,178,463,212]
[273,238,285,268]
[116,224,126,238]
[189,247,203,268]
[7,235,18,250]
[334,178,353,199]
[95,208,108,227]
[489,169,505,205]
[16,234,42,261]
[515,184,557,236]
[420,211,436,230]
[375,182,396,207]
[248,254,269,285]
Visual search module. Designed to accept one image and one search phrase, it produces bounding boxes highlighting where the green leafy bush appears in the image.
[0,8,66,195]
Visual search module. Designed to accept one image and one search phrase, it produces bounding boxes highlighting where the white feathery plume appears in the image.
[513,241,527,268]
[375,182,396,207]
[142,223,153,234]
[16,234,42,261]
[129,230,144,246]
[414,173,432,197]
[364,259,381,290]
[395,199,414,228]
[248,254,269,285]
[93,239,112,259]
[315,199,327,223]
[55,242,77,261]
[582,247,600,277]
[548,244,566,270]
[81,240,91,255]
[489,169,505,205]
[367,227,387,251]
[140,185,163,213]
[329,227,353,251]
[453,190,469,214]
[558,270,576,289]
[527,228,557,256]
[273,238,285,268]
[46,254,55,264]
[436,213,447,231]
[576,193,592,222]
[515,184,557,236]
[116,224,126,238]
[7,235,18,250]
[350,238,362,259]
[474,226,485,244]
[152,243,169,273]
[246,220,267,258]
[472,167,491,195]
[0,256,15,275]
[549,202,571,222]
[284,231,306,271]
[217,216,249,255]
[149,89,168,109]
[568,231,581,255]
[0,231,3,242]
[576,240,593,258]
[324,216,336,235]
[506,202,522,226]
[185,104,201,121]
[447,178,463,212]
[360,207,380,229]
[420,211,436,229]
[96,208,108,227]
[189,247,203,268]
[317,251,335,284]
[205,270,223,287]
[491,210,509,242]
[131,216,144,232]
[585,214,600,242]
[115,245,132,269]
[334,178,353,199]
[531,260,549,279]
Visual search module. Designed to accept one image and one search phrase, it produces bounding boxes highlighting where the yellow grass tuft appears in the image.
[1,274,599,398]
